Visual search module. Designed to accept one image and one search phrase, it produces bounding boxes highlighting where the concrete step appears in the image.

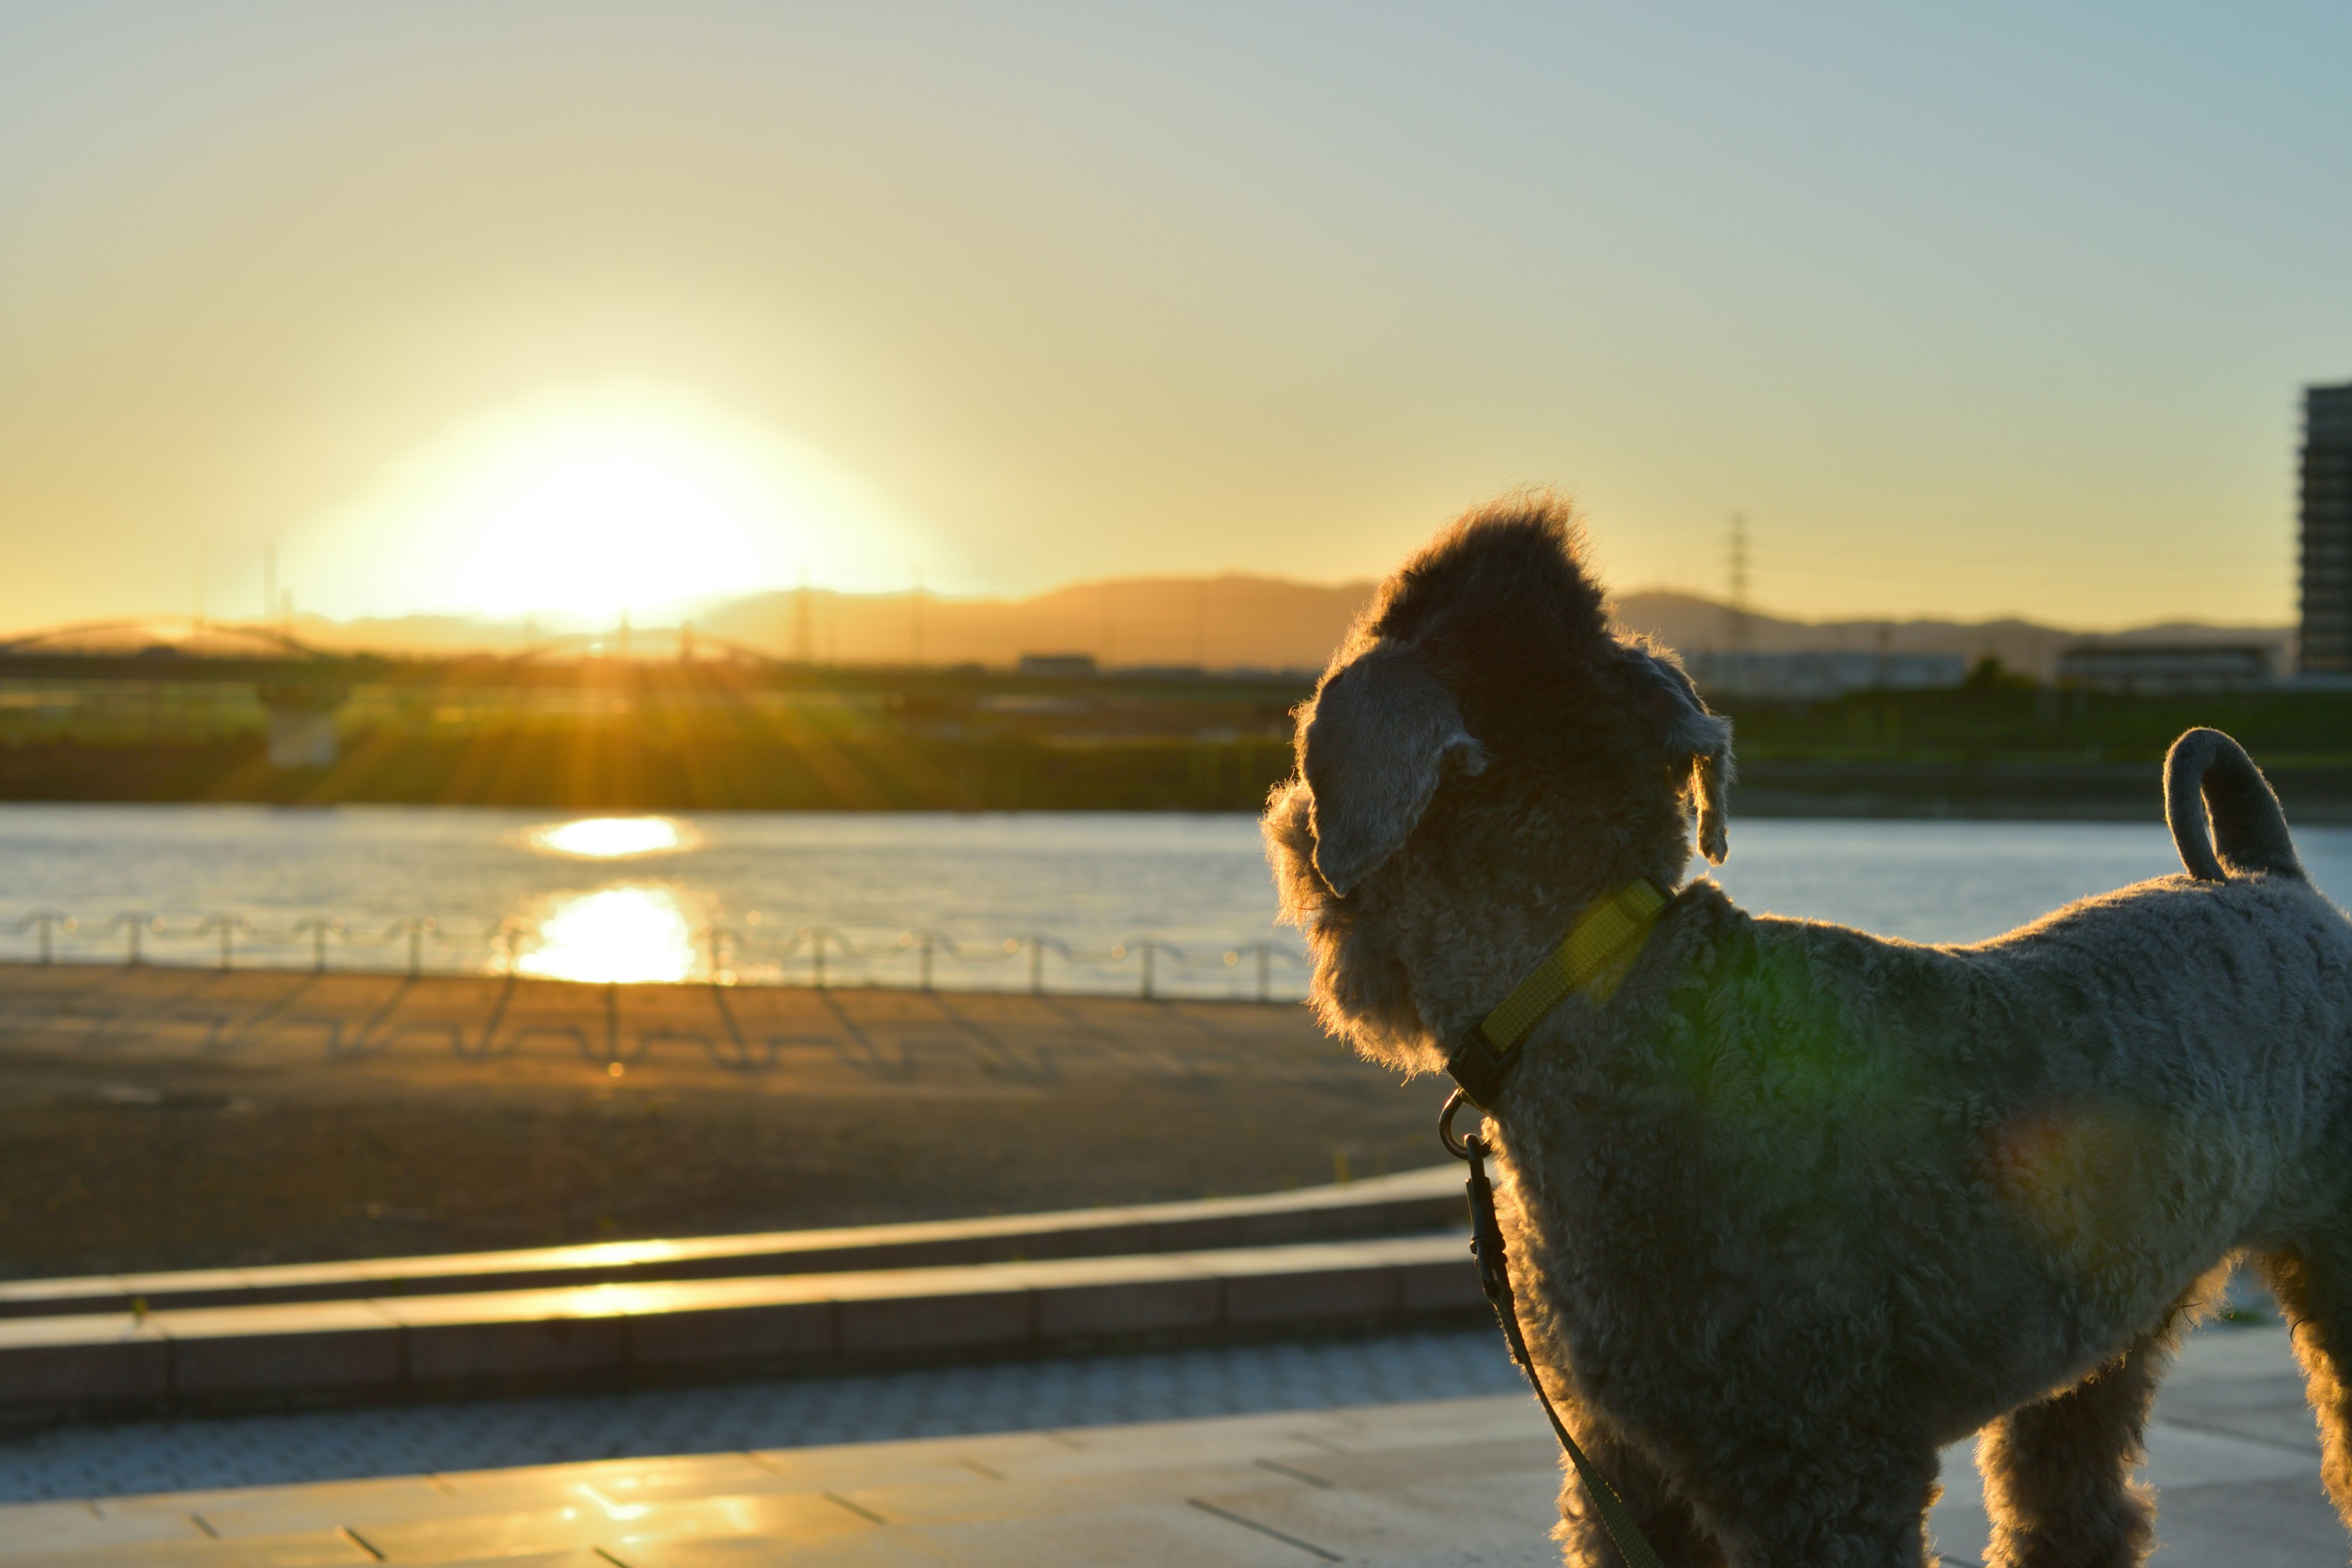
[0,1165,1463,1320]
[0,1233,1487,1423]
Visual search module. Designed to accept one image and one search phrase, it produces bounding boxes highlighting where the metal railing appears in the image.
[0,907,1308,1001]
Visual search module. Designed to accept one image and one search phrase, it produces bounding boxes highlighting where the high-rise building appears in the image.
[2300,383,2352,675]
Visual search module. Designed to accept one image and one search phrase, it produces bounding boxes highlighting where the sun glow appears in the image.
[298,380,940,622]
[516,886,699,984]
[530,816,696,859]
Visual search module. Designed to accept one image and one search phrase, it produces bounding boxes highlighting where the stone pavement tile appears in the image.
[132,1476,510,1540]
[346,1490,873,1562]
[2153,1359,2317,1452]
[1238,1435,1561,1492]
[1194,1470,1566,1567]
[978,1415,1368,1482]
[2145,1476,2347,1567]
[1291,1393,1550,1453]
[1929,1441,1991,1568]
[2158,1401,2328,1452]
[745,1435,1074,1494]
[0,1531,373,1568]
[2139,1420,2320,1489]
[433,1453,788,1512]
[877,1499,1329,1567]
[0,1500,200,1555]
[831,1459,1316,1526]
[605,1539,916,1568]
[2166,1324,2296,1385]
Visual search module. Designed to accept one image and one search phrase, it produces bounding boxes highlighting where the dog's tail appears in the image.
[2165,727,2305,883]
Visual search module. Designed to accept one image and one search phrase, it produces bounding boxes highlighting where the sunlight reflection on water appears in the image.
[514,886,699,983]
[530,816,695,859]
[4,807,2350,998]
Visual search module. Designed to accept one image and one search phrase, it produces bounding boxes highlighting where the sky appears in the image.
[2,2,2348,633]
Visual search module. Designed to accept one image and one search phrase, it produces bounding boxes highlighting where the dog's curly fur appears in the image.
[1263,496,2352,1567]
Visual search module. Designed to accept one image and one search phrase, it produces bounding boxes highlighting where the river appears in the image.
[0,805,2345,998]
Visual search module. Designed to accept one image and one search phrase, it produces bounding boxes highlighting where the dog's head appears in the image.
[1262,494,1732,1073]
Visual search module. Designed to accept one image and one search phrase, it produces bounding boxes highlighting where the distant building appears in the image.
[2300,382,2352,675]
[2056,643,2274,694]
[1683,650,1964,699]
[1016,653,1098,679]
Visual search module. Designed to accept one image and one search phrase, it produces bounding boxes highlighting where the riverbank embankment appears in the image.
[0,964,1438,1281]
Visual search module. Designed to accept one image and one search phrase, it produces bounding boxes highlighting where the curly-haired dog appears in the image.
[1263,497,2352,1567]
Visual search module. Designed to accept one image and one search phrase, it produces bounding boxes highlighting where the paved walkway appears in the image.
[0,1331,1526,1503]
[2,1322,2341,1564]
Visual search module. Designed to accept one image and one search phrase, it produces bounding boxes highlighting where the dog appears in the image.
[1262,496,2352,1567]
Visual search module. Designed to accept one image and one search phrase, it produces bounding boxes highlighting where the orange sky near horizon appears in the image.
[2,5,2348,635]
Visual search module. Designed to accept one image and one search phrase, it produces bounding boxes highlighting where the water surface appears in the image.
[0,805,2344,998]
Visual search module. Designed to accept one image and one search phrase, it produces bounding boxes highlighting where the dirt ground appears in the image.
[0,965,1451,1280]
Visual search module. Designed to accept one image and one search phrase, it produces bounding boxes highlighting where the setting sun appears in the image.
[296,381,937,623]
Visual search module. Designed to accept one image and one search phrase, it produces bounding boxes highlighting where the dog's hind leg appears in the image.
[2260,1241,2352,1525]
[1550,1421,1726,1568]
[1683,1435,1940,1568]
[1974,1334,2169,1568]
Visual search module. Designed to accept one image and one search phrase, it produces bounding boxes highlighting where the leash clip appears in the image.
[1436,1087,1669,1568]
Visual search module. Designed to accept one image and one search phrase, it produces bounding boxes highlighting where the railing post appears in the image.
[812,929,827,990]
[1140,941,1156,1000]
[1029,933,1044,995]
[394,917,435,979]
[111,913,156,967]
[17,912,72,965]
[293,917,338,973]
[919,932,935,992]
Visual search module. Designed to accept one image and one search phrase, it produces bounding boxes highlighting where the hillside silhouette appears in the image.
[221,578,2289,682]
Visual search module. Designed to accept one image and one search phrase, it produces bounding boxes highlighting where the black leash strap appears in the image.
[1442,1090,1666,1568]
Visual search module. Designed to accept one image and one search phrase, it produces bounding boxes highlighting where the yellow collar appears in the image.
[1478,876,1672,1059]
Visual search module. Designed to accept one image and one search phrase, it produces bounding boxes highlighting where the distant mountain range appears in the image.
[274,577,2289,684]
[1608,592,2291,683]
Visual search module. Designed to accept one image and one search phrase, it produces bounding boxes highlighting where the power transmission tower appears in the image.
[910,566,925,668]
[1725,513,1752,655]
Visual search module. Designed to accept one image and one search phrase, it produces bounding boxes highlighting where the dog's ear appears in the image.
[1621,644,1735,864]
[1299,643,1486,895]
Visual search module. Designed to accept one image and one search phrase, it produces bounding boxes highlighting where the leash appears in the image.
[1439,876,1672,1568]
